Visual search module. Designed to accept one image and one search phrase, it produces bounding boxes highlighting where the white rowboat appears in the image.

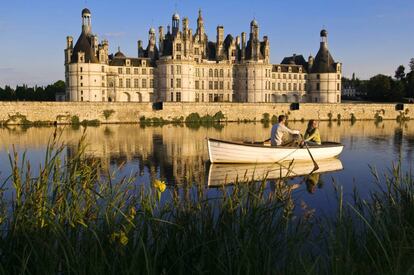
[207,138,344,163]
[208,158,343,187]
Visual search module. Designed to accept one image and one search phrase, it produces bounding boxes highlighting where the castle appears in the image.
[64,8,342,103]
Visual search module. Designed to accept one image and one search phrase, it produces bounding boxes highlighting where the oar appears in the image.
[301,135,319,171]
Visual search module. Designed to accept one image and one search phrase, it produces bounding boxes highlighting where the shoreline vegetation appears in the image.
[0,134,413,274]
[0,109,410,129]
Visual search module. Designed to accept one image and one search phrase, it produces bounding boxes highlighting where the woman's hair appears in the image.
[306,120,316,135]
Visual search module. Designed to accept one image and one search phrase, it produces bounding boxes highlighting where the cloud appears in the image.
[103,32,126,38]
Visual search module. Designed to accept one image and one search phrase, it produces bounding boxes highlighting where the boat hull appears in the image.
[207,138,343,163]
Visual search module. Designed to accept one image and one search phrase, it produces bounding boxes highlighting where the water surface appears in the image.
[1,120,413,215]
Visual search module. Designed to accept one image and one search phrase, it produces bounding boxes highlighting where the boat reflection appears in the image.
[207,158,343,187]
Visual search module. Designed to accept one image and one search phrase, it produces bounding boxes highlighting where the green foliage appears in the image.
[81,119,101,127]
[271,115,278,124]
[350,113,357,124]
[0,80,65,101]
[71,115,80,125]
[103,109,115,120]
[261,113,270,124]
[367,74,404,102]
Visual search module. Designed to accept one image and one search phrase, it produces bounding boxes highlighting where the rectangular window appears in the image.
[176,92,181,102]
[272,82,275,90]
[142,68,147,75]
[202,81,205,89]
[80,67,83,72]
[118,68,122,74]
[294,74,297,79]
[219,81,224,90]
[176,55,181,60]
[150,79,154,88]
[101,66,105,72]
[171,92,174,101]
[126,78,131,88]
[171,79,174,88]
[119,79,123,88]
[288,83,291,91]
[126,68,131,74]
[171,65,174,74]
[299,83,302,90]
[195,80,200,89]
[176,65,181,74]
[142,79,147,88]
[283,83,286,90]
[176,78,181,88]
[317,74,320,79]
[283,74,286,79]
[134,79,139,88]
[195,93,199,102]
[278,83,281,90]
[293,83,297,90]
[80,76,83,80]
[202,94,204,102]
[316,83,320,90]
[209,81,213,90]
[209,94,213,102]
[337,83,340,90]
[214,81,218,90]
[195,48,199,55]
[176,43,182,51]
[134,68,138,74]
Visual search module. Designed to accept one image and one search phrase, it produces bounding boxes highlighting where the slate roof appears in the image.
[311,43,337,73]
[71,32,98,63]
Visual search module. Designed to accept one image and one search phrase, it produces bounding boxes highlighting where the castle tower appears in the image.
[172,12,180,36]
[148,27,156,59]
[216,26,224,59]
[308,29,342,103]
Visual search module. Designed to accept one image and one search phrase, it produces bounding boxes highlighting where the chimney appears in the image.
[241,32,246,60]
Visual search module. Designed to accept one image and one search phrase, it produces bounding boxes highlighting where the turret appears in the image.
[196,9,205,41]
[81,8,91,34]
[172,12,180,36]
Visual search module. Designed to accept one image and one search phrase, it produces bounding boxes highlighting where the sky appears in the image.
[0,0,413,87]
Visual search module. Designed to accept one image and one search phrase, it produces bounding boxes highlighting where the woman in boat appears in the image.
[304,120,321,145]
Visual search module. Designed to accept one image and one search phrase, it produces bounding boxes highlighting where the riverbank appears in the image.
[0,102,411,125]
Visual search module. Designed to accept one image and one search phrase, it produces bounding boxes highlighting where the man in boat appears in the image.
[304,120,321,145]
[270,115,301,146]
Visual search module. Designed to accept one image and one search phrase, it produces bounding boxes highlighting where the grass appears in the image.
[0,133,414,274]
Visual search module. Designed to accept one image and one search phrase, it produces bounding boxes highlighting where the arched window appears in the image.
[214,69,218,77]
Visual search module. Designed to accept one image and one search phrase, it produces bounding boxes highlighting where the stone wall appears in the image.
[0,102,411,125]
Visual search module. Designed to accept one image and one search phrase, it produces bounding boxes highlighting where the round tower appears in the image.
[307,29,342,103]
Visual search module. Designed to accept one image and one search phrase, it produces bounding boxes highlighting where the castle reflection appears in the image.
[0,120,413,187]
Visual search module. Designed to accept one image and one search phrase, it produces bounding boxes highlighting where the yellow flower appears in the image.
[110,230,129,246]
[153,179,167,193]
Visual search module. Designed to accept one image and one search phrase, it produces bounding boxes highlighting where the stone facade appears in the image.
[65,8,342,103]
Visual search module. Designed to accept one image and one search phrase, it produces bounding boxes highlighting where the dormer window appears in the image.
[126,59,130,66]
[278,67,281,72]
[176,43,182,51]
[142,60,146,66]
[288,67,292,72]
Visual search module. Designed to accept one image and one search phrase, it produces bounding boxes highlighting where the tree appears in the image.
[367,74,403,102]
[395,65,406,80]
[406,71,414,98]
[409,58,414,72]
